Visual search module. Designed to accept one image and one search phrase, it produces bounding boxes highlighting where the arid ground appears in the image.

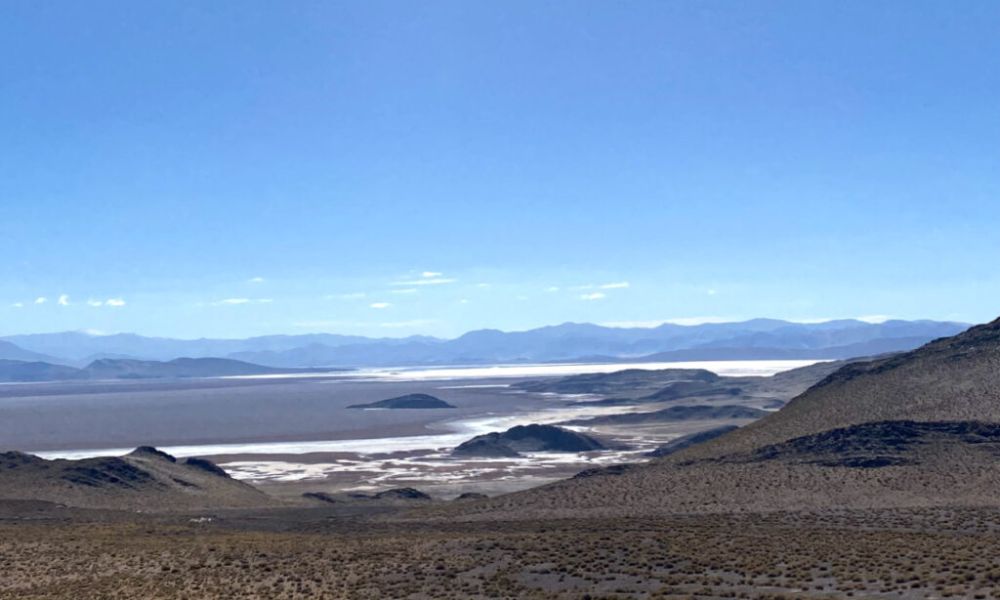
[4,501,1000,599]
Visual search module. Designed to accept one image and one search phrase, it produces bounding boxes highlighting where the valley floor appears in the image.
[3,502,1000,599]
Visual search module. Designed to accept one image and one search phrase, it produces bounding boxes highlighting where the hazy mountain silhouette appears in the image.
[2,319,958,368]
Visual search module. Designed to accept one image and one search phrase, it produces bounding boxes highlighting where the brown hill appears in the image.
[438,317,1000,520]
[0,446,273,511]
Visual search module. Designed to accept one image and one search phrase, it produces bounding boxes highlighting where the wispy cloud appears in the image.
[11,302,23,308]
[34,297,47,304]
[856,314,892,324]
[370,302,392,309]
[106,298,127,307]
[87,299,104,307]
[393,272,456,286]
[58,294,70,306]
[328,292,366,300]
[600,281,630,289]
[213,298,272,306]
[393,277,456,286]
[665,316,733,326]
[580,292,606,301]
[391,288,418,295]
[545,286,560,293]
[248,276,265,284]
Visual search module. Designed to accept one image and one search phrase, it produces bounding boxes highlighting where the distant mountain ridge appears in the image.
[0,319,969,368]
[0,357,307,383]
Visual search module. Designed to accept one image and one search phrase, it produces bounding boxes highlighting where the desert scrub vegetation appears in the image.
[3,508,1000,599]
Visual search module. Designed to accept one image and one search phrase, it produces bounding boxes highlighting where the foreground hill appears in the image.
[437,317,1000,519]
[0,447,272,511]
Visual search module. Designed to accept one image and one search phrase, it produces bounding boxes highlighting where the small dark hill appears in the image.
[453,424,608,458]
[347,393,455,409]
[645,425,741,458]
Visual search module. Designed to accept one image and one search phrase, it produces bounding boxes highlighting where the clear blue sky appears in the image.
[2,1,999,338]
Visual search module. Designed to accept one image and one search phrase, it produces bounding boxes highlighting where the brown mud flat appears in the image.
[3,503,1000,599]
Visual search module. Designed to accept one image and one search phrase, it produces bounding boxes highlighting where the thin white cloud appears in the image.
[856,314,892,324]
[421,271,443,278]
[458,298,469,304]
[58,294,70,306]
[600,281,630,289]
[87,299,104,307]
[392,278,456,286]
[665,316,733,326]
[370,302,392,309]
[391,288,418,295]
[248,277,265,284]
[706,288,718,296]
[580,292,606,301]
[212,298,271,306]
[545,286,560,293]
[34,296,47,304]
[329,292,367,300]
[11,302,23,308]
[106,298,127,307]
[476,283,491,288]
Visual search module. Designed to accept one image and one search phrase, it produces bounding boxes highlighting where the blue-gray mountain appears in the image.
[0,319,968,368]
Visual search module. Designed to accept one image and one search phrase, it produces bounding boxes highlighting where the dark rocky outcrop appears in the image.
[373,487,432,501]
[347,393,455,409]
[645,425,741,458]
[453,425,608,458]
[454,492,488,501]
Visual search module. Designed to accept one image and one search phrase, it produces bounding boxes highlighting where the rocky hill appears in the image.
[0,447,273,511]
[347,393,455,409]
[452,425,609,458]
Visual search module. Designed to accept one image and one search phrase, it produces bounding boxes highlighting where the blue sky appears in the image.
[2,1,999,338]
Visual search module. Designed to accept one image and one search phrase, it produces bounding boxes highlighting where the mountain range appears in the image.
[0,318,969,368]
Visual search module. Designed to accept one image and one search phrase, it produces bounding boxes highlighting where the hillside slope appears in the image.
[0,447,273,511]
[438,317,1000,520]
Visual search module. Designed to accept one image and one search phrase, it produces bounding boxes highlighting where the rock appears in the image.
[453,424,608,458]
[347,393,456,409]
